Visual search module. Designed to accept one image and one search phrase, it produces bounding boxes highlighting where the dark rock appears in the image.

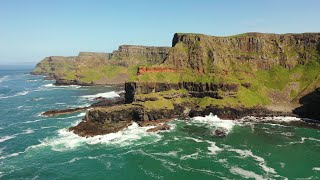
[293,87,320,120]
[147,123,171,132]
[125,82,239,103]
[213,128,227,137]
[42,107,88,117]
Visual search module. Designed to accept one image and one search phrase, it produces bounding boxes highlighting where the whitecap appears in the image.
[43,83,54,87]
[22,119,43,124]
[313,167,320,171]
[56,112,87,120]
[22,128,35,134]
[40,126,57,129]
[0,90,29,99]
[230,167,264,180]
[206,140,222,155]
[0,152,22,160]
[80,91,120,100]
[29,122,161,152]
[192,113,236,134]
[0,135,16,143]
[185,137,204,143]
[228,148,276,174]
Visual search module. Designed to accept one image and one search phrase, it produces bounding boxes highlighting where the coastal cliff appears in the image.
[165,33,320,72]
[31,32,320,136]
[32,45,170,85]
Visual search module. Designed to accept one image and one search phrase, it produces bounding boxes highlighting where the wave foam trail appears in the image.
[228,148,276,174]
[206,140,222,155]
[192,113,236,134]
[0,90,29,99]
[230,167,264,180]
[81,91,120,100]
[0,129,35,143]
[0,136,15,143]
[29,122,161,152]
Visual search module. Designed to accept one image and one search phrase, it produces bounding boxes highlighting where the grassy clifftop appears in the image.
[133,32,320,109]
[32,45,170,84]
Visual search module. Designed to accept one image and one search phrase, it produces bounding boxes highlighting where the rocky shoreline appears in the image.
[39,80,320,137]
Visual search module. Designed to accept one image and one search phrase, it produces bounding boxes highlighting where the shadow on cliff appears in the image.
[293,88,320,121]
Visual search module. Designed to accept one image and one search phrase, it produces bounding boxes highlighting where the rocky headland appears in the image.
[33,32,320,136]
[31,45,170,85]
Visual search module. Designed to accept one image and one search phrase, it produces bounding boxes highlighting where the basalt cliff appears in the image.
[32,32,320,136]
[32,45,170,85]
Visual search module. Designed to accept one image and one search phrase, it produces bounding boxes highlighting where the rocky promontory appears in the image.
[32,32,320,137]
[32,45,170,85]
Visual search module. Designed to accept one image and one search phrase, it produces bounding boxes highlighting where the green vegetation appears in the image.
[134,60,320,108]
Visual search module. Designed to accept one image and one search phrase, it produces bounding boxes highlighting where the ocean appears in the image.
[0,69,319,179]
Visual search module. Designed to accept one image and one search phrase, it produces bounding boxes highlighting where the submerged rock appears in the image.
[147,123,171,132]
[212,128,227,137]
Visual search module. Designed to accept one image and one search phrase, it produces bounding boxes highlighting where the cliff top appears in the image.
[175,32,320,38]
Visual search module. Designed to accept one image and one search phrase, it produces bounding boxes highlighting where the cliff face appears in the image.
[125,82,239,103]
[32,45,170,84]
[111,45,170,66]
[165,33,320,72]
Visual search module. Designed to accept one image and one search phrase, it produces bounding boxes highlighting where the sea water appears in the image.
[0,69,319,179]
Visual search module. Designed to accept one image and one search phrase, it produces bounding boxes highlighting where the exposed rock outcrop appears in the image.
[293,87,320,120]
[165,33,320,72]
[125,82,238,103]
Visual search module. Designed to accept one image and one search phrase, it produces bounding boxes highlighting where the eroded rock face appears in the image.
[125,82,239,103]
[166,33,320,72]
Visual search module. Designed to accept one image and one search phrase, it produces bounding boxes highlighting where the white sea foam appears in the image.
[27,79,38,82]
[180,150,200,160]
[184,137,204,143]
[0,90,29,99]
[313,167,320,171]
[241,116,301,123]
[230,167,264,180]
[0,129,35,143]
[22,128,35,134]
[29,122,161,152]
[206,140,222,155]
[228,148,276,174]
[192,113,236,134]
[0,152,22,160]
[0,136,15,143]
[43,83,54,87]
[0,76,8,83]
[56,112,87,120]
[80,91,120,100]
[22,119,44,124]
[40,126,57,129]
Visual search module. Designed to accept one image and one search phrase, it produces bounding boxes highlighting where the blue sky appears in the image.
[0,0,319,66]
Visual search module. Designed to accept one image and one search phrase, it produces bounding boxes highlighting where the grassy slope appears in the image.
[134,60,320,108]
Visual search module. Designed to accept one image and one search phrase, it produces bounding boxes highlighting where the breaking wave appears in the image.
[191,113,236,134]
[28,122,162,152]
[80,91,120,100]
